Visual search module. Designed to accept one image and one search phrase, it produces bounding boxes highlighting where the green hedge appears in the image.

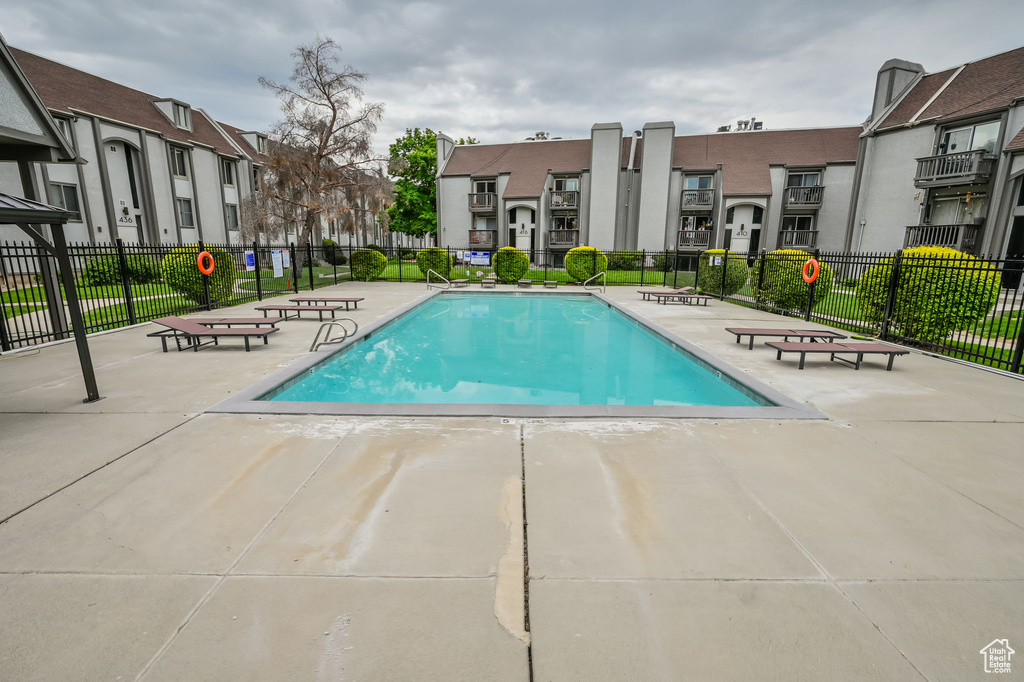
[606,250,642,271]
[160,245,235,305]
[415,247,454,278]
[651,252,674,272]
[696,249,749,295]
[322,239,348,266]
[493,246,529,283]
[564,246,608,282]
[750,249,834,311]
[364,244,387,256]
[350,248,388,281]
[81,254,162,287]
[857,246,1001,342]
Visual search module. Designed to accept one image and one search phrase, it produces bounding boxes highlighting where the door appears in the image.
[1004,217,1024,289]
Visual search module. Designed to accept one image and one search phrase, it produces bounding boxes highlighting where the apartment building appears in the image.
[0,44,270,246]
[437,44,1024,259]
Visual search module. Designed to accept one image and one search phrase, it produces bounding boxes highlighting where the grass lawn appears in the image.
[974,310,1022,340]
[83,295,205,331]
[2,302,47,319]
[236,267,351,293]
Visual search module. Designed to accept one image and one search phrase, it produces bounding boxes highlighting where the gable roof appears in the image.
[1005,125,1024,152]
[879,45,1024,130]
[672,127,861,196]
[10,46,242,157]
[216,120,268,164]
[442,138,633,198]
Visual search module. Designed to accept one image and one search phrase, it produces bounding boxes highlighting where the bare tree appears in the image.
[258,36,386,269]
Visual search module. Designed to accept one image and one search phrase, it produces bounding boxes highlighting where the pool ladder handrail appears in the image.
[583,271,606,293]
[427,269,450,290]
[309,317,359,352]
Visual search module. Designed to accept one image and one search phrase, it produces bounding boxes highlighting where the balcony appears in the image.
[677,229,712,250]
[549,190,579,209]
[467,229,497,249]
[468,192,496,212]
[680,189,714,211]
[903,224,981,253]
[777,230,819,249]
[784,185,824,209]
[548,229,580,248]
[914,150,996,188]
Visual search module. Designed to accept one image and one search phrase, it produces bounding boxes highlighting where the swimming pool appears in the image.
[212,291,820,419]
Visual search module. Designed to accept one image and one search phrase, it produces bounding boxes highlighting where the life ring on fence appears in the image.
[801,258,820,284]
[197,251,216,275]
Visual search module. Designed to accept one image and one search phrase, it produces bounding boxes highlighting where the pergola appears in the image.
[1,31,101,402]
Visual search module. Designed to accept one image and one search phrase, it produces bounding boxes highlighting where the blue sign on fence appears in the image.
[469,251,491,266]
[244,250,256,272]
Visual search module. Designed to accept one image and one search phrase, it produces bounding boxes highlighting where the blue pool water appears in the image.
[265,294,766,407]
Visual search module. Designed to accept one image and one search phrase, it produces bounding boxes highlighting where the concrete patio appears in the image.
[1,281,1022,681]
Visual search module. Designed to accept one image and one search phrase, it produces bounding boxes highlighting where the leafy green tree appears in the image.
[387,129,477,241]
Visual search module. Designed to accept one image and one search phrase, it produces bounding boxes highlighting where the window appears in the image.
[726,207,735,223]
[782,215,815,231]
[474,216,497,230]
[221,159,235,186]
[553,177,579,192]
[940,121,999,155]
[684,175,713,190]
[54,117,73,146]
[171,148,188,177]
[474,179,496,194]
[176,198,195,228]
[173,103,190,129]
[551,215,577,230]
[256,135,267,154]
[225,204,239,231]
[253,166,262,192]
[752,206,764,224]
[786,172,821,187]
[48,183,81,221]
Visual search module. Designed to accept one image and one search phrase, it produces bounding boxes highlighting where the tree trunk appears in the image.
[295,209,318,274]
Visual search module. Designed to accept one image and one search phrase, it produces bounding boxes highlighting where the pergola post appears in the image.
[50,222,101,402]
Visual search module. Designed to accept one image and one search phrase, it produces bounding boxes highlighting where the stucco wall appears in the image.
[817,164,856,251]
[635,122,674,250]
[437,175,471,248]
[587,123,622,250]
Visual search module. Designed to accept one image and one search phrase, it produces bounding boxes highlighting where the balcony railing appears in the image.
[548,229,580,248]
[680,189,714,210]
[903,224,981,252]
[777,229,819,249]
[468,192,496,212]
[549,190,579,209]
[784,185,824,208]
[914,150,996,188]
[467,229,497,249]
[677,230,712,250]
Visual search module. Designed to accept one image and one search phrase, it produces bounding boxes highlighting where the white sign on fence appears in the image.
[282,250,291,268]
[271,250,284,278]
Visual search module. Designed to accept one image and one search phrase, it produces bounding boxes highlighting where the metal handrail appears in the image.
[583,271,606,293]
[309,317,359,352]
[427,269,450,290]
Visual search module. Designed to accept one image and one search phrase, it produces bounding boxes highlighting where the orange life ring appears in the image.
[197,251,215,275]
[802,258,820,284]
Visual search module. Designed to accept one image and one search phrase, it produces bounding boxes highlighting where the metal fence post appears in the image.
[199,239,212,311]
[114,238,137,325]
[754,249,766,310]
[671,249,679,288]
[290,242,299,294]
[694,251,702,292]
[804,249,819,322]
[720,248,729,300]
[1011,308,1024,374]
[307,241,315,291]
[880,249,904,341]
[252,241,263,301]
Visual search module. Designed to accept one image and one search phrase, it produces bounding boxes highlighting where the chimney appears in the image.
[871,58,924,122]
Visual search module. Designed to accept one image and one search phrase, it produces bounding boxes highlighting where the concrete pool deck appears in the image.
[0,281,1021,681]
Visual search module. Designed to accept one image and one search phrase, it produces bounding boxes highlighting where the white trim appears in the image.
[909,65,967,124]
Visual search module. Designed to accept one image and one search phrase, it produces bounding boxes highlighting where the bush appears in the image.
[843,278,859,289]
[606,250,642,271]
[564,246,608,282]
[696,249,749,296]
[350,248,388,281]
[493,246,529,283]
[81,254,162,287]
[400,247,416,260]
[415,247,454,278]
[856,247,1001,343]
[651,252,673,272]
[321,239,348,266]
[750,249,834,311]
[364,244,388,256]
[160,245,235,304]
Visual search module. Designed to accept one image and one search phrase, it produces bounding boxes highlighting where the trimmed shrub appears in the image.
[651,252,673,272]
[81,254,162,287]
[400,247,417,260]
[856,246,1001,342]
[842,278,859,289]
[564,246,608,282]
[696,249,749,296]
[606,250,642,271]
[321,239,348,266]
[750,249,834,311]
[161,245,235,304]
[350,248,388,281]
[415,247,454,278]
[364,243,388,256]
[493,246,529,283]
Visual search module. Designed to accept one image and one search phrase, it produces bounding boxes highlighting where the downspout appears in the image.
[624,132,639,249]
[844,134,870,252]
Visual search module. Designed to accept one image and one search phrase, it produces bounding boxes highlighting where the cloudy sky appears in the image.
[5,0,1024,155]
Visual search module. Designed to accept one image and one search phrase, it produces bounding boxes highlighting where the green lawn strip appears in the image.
[82,296,201,331]
[973,310,1022,340]
[933,338,1019,371]
[3,302,46,319]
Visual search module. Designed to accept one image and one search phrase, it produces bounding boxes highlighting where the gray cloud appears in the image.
[5,0,1024,154]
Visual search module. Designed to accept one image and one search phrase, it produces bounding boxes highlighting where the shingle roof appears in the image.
[216,120,268,163]
[10,47,241,157]
[673,127,861,196]
[442,138,634,198]
[1006,126,1024,152]
[879,45,1024,129]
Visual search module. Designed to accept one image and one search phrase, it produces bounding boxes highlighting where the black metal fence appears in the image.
[2,240,1023,375]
